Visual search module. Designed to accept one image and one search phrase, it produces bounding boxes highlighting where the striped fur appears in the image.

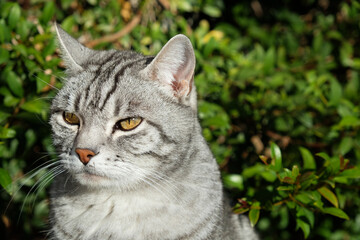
[49,24,258,240]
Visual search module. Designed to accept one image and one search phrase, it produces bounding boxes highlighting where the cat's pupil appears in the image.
[115,121,121,129]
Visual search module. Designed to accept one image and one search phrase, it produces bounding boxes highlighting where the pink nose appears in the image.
[75,148,96,165]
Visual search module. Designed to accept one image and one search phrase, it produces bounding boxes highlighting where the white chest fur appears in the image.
[51,179,222,240]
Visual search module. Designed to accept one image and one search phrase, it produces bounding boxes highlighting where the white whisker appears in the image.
[31,167,65,207]
[17,166,61,222]
[32,74,60,91]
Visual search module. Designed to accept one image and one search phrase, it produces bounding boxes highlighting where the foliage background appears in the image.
[1,0,360,239]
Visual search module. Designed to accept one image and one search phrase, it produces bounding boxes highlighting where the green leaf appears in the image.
[336,167,360,178]
[242,164,265,178]
[277,186,294,191]
[8,3,21,29]
[316,152,331,162]
[16,19,31,40]
[299,147,316,170]
[322,207,349,220]
[249,202,260,227]
[40,1,55,24]
[0,126,16,139]
[323,180,336,189]
[0,47,9,64]
[198,101,230,132]
[275,116,293,132]
[203,4,222,18]
[5,71,24,97]
[299,171,317,189]
[0,19,11,43]
[263,47,275,74]
[308,190,324,209]
[344,71,359,99]
[86,0,98,6]
[296,218,310,239]
[61,16,76,33]
[42,38,57,57]
[292,165,300,179]
[25,129,37,151]
[270,142,282,171]
[13,44,28,57]
[295,192,313,205]
[20,99,49,115]
[329,78,343,106]
[223,174,244,191]
[233,207,249,214]
[177,1,193,12]
[338,116,360,128]
[296,206,315,227]
[340,42,353,67]
[317,186,339,208]
[260,170,277,182]
[338,137,353,156]
[0,168,12,194]
[36,72,51,93]
[0,2,13,18]
[0,87,20,107]
[0,111,11,124]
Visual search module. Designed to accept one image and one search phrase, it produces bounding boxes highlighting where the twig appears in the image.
[85,12,142,48]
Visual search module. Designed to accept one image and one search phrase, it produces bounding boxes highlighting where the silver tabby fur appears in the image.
[49,23,258,240]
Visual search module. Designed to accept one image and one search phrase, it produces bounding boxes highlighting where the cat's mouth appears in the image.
[81,172,105,181]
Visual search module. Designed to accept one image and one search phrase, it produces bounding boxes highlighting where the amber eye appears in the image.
[115,117,142,131]
[63,112,80,125]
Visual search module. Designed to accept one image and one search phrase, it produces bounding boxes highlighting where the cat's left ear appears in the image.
[141,34,196,102]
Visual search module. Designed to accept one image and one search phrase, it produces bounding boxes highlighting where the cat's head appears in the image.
[50,23,197,190]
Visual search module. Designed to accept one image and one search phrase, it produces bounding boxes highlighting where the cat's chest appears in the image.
[51,189,202,240]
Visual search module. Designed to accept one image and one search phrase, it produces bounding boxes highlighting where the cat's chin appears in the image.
[73,171,135,190]
[73,172,112,187]
[80,172,107,181]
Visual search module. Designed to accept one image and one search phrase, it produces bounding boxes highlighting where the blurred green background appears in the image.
[1,0,360,239]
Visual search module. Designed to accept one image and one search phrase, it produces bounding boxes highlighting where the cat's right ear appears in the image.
[54,22,93,73]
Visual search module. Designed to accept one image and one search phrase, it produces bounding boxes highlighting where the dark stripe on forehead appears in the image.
[70,52,141,112]
[83,51,118,72]
[83,68,102,109]
[113,98,122,117]
[81,53,122,109]
[74,93,81,112]
[99,58,148,111]
[98,51,119,66]
[83,60,120,110]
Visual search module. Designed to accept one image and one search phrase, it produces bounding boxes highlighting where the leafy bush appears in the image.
[1,0,359,239]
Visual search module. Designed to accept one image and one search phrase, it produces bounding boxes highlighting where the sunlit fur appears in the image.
[48,24,258,240]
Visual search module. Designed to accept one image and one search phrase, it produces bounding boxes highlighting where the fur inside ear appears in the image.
[141,34,196,98]
[54,23,94,73]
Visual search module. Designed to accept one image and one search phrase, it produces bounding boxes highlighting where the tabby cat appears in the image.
[49,23,258,240]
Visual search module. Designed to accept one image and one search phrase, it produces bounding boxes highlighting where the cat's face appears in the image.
[51,24,197,190]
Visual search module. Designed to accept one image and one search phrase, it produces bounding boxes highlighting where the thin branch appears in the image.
[85,12,142,48]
